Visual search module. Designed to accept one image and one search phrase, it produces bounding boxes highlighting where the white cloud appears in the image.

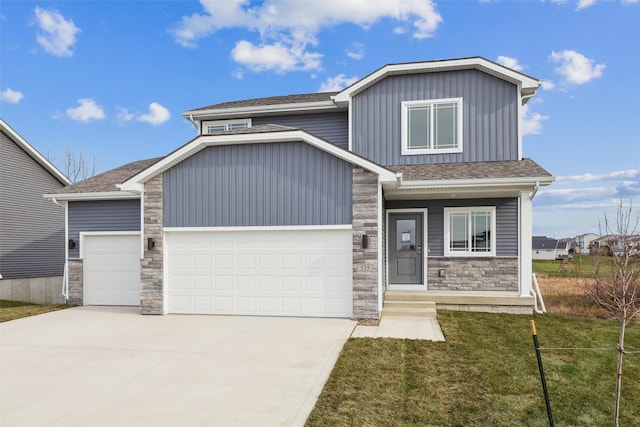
[61,99,106,122]
[522,104,549,135]
[549,50,605,86]
[116,107,134,124]
[576,0,598,9]
[231,40,322,73]
[496,55,523,71]
[171,0,441,73]
[136,102,171,126]
[34,7,80,57]
[0,88,24,104]
[318,74,359,92]
[541,80,555,90]
[557,169,640,183]
[346,42,365,60]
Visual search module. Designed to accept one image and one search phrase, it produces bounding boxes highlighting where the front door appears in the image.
[388,213,423,285]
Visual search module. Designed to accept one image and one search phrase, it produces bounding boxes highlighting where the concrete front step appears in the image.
[384,300,437,310]
[382,306,437,319]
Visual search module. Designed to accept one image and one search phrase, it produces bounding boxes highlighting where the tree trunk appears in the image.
[613,313,626,427]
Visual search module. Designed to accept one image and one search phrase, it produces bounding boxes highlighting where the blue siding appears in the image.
[386,198,518,256]
[68,200,140,258]
[0,131,66,278]
[352,69,519,165]
[164,142,353,227]
[252,112,348,149]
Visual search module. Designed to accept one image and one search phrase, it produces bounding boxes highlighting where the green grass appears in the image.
[532,255,620,278]
[0,299,71,322]
[306,312,640,426]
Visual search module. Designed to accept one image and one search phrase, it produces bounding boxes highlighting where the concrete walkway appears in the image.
[0,306,356,427]
[351,316,445,341]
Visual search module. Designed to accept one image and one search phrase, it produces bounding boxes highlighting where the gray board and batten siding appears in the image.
[252,112,349,149]
[352,69,519,165]
[386,198,519,257]
[68,200,141,259]
[0,131,66,278]
[164,141,353,228]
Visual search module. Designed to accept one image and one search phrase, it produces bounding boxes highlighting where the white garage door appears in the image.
[166,229,353,317]
[83,234,141,306]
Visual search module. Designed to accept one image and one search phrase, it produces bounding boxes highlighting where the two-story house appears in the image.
[46,57,554,318]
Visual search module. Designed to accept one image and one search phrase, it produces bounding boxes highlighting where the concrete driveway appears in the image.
[0,307,356,427]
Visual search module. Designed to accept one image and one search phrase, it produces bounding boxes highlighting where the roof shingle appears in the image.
[389,158,552,181]
[189,92,337,112]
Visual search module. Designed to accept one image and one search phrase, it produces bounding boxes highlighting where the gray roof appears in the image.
[189,92,337,112]
[389,159,552,181]
[59,158,162,194]
[533,236,566,250]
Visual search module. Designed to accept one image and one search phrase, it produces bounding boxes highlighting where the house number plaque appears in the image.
[355,264,375,272]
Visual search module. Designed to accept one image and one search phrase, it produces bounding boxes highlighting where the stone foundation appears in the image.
[0,276,65,304]
[352,167,379,319]
[427,257,518,291]
[67,259,83,305]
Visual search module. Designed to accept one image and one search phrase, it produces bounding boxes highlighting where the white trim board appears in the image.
[163,225,353,232]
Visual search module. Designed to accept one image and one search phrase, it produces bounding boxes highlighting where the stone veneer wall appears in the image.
[67,259,83,305]
[140,174,164,314]
[427,257,518,291]
[352,167,379,319]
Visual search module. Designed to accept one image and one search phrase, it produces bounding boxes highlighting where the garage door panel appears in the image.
[166,229,352,317]
[83,234,140,306]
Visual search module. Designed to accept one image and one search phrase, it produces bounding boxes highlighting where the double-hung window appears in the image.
[401,98,463,155]
[444,207,496,257]
[203,118,252,134]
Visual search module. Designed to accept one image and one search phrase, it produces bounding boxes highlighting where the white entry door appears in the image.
[82,234,141,306]
[165,229,353,317]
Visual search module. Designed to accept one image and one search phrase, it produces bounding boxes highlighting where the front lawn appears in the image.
[0,299,70,322]
[306,312,639,426]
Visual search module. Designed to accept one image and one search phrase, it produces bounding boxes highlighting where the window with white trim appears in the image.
[401,98,463,155]
[203,119,252,134]
[444,207,496,257]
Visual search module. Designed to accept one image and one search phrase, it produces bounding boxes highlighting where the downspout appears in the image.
[188,114,199,132]
[529,180,540,201]
[51,197,69,301]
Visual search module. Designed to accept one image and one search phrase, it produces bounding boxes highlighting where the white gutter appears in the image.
[44,191,140,201]
[183,100,339,120]
[395,176,553,190]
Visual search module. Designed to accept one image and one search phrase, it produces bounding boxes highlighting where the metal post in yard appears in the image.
[531,320,554,427]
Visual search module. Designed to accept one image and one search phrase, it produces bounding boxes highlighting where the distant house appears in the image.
[532,236,569,260]
[591,234,640,257]
[570,233,600,255]
[0,118,70,303]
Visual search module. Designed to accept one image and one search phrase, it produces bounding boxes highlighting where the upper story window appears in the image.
[444,206,496,257]
[203,119,252,134]
[401,98,463,155]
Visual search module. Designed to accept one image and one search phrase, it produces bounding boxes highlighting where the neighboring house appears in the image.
[591,234,640,257]
[569,233,600,255]
[532,236,569,260]
[46,57,554,318]
[0,118,70,303]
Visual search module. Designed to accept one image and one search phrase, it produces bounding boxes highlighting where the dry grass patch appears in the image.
[0,300,71,322]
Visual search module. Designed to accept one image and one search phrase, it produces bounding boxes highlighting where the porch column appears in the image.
[519,190,533,297]
[140,174,164,314]
[352,167,379,319]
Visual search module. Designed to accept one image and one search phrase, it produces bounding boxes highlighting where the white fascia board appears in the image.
[182,101,338,120]
[397,175,555,189]
[43,191,140,201]
[120,129,399,190]
[0,118,71,186]
[334,57,541,103]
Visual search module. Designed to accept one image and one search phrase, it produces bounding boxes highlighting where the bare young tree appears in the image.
[46,146,97,183]
[586,200,640,427]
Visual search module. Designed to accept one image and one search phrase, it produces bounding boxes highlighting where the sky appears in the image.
[1,0,639,239]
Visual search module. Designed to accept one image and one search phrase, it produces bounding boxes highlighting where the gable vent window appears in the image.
[401,98,463,155]
[203,119,252,134]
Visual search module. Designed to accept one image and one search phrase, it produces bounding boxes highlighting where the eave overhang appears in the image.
[182,100,340,121]
[43,191,140,202]
[384,175,555,200]
[333,57,541,105]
